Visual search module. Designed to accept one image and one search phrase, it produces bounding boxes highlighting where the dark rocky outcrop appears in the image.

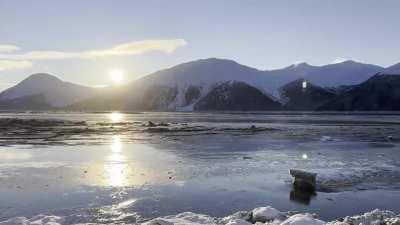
[290,169,317,192]
[184,86,202,106]
[318,74,400,111]
[280,79,337,110]
[194,81,281,111]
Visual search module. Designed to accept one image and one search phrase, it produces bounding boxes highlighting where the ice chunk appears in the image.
[327,209,397,225]
[0,215,64,225]
[280,214,325,225]
[143,212,217,225]
[252,206,281,222]
[221,211,252,224]
[320,136,333,141]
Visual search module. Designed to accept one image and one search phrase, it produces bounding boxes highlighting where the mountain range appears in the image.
[0,58,399,111]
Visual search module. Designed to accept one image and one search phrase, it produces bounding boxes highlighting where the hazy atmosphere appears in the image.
[1,0,400,90]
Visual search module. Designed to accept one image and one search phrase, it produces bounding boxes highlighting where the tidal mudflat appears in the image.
[0,112,399,224]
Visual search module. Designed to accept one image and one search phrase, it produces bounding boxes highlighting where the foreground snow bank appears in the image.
[143,207,400,225]
[327,209,400,225]
[1,207,399,225]
[0,214,64,225]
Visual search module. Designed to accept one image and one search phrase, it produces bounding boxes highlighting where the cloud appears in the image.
[0,39,187,61]
[0,60,33,71]
[0,45,20,53]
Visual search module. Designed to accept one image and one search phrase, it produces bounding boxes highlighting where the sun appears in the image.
[109,69,124,85]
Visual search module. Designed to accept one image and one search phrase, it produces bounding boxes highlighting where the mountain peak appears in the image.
[293,62,311,67]
[340,60,357,64]
[384,62,400,74]
[0,72,95,108]
[178,58,243,68]
[22,73,62,84]
[283,62,314,70]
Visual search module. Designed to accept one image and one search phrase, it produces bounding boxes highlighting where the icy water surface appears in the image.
[0,112,400,224]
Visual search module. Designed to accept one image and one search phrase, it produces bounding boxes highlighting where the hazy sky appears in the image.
[0,0,400,90]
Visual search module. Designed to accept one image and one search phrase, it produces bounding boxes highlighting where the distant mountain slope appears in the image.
[318,74,400,111]
[0,73,96,108]
[135,58,270,89]
[269,60,383,88]
[280,79,337,110]
[132,58,385,110]
[384,63,400,74]
[194,81,281,111]
[68,83,178,111]
[304,60,383,87]
[0,94,51,110]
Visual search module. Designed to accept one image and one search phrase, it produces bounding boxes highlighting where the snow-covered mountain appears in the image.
[0,73,96,108]
[0,58,396,111]
[132,58,385,110]
[133,58,273,109]
[269,60,383,88]
[384,63,400,74]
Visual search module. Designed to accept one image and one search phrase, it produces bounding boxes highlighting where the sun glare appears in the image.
[109,69,124,85]
[110,112,123,123]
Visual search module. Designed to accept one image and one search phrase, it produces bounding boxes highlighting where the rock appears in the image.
[146,127,170,133]
[280,214,325,225]
[290,169,317,192]
[147,121,156,127]
[252,206,281,223]
[158,122,170,127]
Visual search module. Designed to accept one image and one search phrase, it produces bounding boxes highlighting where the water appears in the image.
[0,112,400,224]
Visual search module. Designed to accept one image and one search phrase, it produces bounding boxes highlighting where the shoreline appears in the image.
[1,206,399,225]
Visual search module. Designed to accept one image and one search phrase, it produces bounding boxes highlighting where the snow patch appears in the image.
[0,215,64,225]
[280,214,325,225]
[327,209,397,225]
[252,206,281,222]
[143,212,217,225]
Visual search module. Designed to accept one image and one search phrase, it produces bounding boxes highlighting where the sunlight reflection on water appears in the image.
[105,135,129,187]
[109,112,124,123]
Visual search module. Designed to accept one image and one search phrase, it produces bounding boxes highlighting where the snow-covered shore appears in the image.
[142,207,400,225]
[2,207,399,225]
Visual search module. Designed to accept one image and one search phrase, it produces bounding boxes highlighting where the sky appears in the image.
[0,0,400,90]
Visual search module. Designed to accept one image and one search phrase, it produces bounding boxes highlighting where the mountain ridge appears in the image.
[0,73,97,108]
[0,58,399,111]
